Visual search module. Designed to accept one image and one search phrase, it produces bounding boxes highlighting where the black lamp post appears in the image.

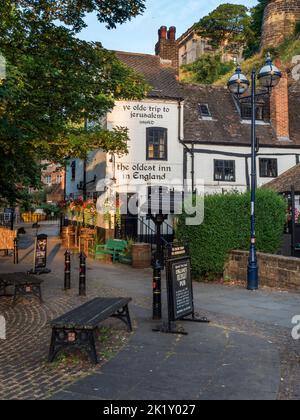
[228,54,282,290]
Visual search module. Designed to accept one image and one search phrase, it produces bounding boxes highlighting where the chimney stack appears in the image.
[155,26,178,70]
[158,26,167,40]
[270,63,290,141]
[168,26,176,41]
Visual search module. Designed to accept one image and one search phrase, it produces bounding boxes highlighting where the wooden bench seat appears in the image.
[0,272,43,305]
[95,239,128,262]
[48,297,132,364]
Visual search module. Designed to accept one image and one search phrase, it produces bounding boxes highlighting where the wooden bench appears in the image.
[95,239,128,262]
[48,297,132,364]
[0,272,43,305]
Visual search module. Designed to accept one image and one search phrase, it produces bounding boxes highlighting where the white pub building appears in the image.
[66,28,300,240]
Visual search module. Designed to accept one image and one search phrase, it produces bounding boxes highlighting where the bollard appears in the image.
[13,238,18,265]
[64,250,71,290]
[152,259,162,321]
[79,252,87,296]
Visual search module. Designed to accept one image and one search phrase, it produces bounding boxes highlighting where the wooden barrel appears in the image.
[132,243,152,269]
[61,226,76,249]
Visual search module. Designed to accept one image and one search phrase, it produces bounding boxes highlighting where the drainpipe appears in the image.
[178,100,194,190]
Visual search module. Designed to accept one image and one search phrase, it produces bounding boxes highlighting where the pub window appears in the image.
[71,161,76,181]
[214,160,236,182]
[259,158,278,178]
[198,104,211,119]
[146,127,168,161]
[240,102,269,121]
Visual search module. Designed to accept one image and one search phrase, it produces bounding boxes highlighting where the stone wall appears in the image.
[261,0,300,50]
[224,250,300,289]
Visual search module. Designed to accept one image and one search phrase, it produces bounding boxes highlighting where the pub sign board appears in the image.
[166,246,194,321]
[30,234,51,274]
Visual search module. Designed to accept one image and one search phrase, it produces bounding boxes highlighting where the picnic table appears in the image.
[49,297,132,364]
[95,239,130,263]
[0,272,43,305]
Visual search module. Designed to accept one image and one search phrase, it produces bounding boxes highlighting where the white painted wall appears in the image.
[187,144,300,194]
[106,99,184,198]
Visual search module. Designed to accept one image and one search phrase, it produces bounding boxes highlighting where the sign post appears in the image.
[29,234,51,275]
[154,243,209,335]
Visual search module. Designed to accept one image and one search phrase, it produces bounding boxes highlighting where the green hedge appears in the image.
[176,189,286,279]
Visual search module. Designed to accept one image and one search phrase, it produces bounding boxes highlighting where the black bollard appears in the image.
[64,250,71,290]
[13,238,19,265]
[79,252,87,296]
[152,259,162,320]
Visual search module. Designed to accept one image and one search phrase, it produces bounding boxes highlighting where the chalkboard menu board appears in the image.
[29,234,51,274]
[168,258,193,320]
[35,235,47,269]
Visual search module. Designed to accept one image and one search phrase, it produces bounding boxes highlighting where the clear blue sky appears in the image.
[78,0,258,54]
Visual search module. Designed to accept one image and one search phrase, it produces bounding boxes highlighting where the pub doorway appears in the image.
[115,193,138,240]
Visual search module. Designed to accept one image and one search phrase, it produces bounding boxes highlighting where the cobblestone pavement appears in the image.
[0,225,133,400]
[1,223,300,400]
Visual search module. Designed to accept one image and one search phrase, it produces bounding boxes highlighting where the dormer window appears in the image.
[198,104,212,119]
[240,101,270,122]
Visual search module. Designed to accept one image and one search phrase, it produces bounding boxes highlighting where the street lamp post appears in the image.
[228,54,282,291]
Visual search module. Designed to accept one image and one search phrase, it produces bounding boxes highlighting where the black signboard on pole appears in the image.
[29,234,51,275]
[154,243,209,335]
[168,257,193,321]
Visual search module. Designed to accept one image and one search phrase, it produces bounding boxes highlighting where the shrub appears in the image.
[176,189,286,279]
[181,54,235,85]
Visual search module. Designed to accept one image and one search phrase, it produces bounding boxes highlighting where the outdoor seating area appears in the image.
[61,225,134,264]
[61,225,97,257]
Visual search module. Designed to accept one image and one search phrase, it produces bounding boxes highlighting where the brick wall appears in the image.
[224,250,300,289]
[270,70,290,141]
[155,26,179,70]
[261,0,300,50]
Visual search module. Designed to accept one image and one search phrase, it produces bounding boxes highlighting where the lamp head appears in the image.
[227,65,250,96]
[258,53,282,89]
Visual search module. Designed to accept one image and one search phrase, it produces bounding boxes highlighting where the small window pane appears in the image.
[259,159,278,178]
[146,128,168,161]
[198,104,211,118]
[214,160,235,182]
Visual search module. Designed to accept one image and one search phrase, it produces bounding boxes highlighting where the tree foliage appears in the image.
[0,0,147,204]
[244,0,269,58]
[195,3,252,51]
[182,54,235,85]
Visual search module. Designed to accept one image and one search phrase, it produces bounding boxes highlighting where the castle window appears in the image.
[146,128,168,161]
[214,160,236,182]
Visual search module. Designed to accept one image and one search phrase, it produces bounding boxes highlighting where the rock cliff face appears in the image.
[261,0,300,49]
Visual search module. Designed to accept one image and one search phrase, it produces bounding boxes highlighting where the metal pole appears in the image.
[191,142,195,194]
[247,68,259,290]
[152,216,163,320]
[79,251,87,296]
[64,250,71,290]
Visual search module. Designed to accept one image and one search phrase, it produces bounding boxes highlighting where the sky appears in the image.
[78,0,258,54]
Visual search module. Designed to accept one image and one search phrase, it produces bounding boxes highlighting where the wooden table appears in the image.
[0,272,43,305]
